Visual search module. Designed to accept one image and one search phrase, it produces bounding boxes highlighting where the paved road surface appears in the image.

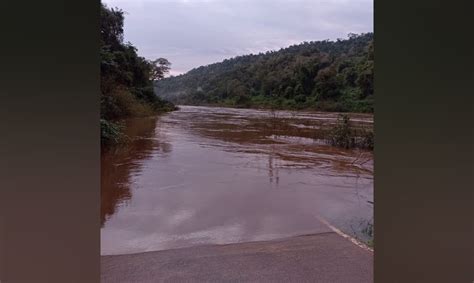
[101,232,373,282]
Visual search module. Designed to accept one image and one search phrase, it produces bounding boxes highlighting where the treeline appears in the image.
[155,33,373,113]
[100,3,175,145]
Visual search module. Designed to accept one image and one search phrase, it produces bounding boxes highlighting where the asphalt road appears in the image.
[101,232,373,282]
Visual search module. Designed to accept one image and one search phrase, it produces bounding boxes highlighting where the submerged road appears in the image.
[101,232,373,282]
[102,106,374,255]
[101,106,373,281]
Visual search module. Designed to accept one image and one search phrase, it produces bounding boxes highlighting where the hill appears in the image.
[155,33,373,113]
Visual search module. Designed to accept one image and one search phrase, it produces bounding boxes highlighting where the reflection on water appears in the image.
[101,106,373,255]
[101,117,172,226]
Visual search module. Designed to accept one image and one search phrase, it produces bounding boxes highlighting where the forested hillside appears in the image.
[100,3,175,145]
[155,33,373,113]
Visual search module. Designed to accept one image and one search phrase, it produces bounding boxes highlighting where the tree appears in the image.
[100,3,175,125]
[100,4,124,48]
[154,32,374,113]
[314,66,340,99]
[149,58,171,81]
[284,86,294,99]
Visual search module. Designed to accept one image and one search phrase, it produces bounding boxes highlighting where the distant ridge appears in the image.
[155,33,373,113]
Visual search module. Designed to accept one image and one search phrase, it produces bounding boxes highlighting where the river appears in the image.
[101,105,373,255]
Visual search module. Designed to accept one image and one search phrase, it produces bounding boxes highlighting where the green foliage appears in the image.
[328,114,355,148]
[100,3,176,145]
[100,119,124,145]
[156,33,373,113]
[360,129,374,150]
[327,114,374,150]
[100,5,124,49]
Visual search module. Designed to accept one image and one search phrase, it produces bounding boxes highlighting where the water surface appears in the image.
[101,105,373,255]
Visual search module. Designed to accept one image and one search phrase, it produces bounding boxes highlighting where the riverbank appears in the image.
[101,104,178,146]
[102,232,373,282]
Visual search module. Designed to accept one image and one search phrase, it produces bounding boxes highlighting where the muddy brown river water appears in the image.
[101,105,373,255]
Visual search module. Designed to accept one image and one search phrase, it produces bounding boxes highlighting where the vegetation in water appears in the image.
[155,33,373,113]
[327,114,374,150]
[362,220,374,248]
[350,217,374,248]
[100,119,125,146]
[100,3,176,146]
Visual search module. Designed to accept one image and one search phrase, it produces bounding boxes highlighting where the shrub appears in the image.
[362,220,374,247]
[101,87,176,121]
[360,129,374,150]
[100,119,125,145]
[328,114,355,148]
[327,114,374,150]
[101,88,141,119]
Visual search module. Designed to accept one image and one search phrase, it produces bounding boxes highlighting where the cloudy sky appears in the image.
[102,0,373,76]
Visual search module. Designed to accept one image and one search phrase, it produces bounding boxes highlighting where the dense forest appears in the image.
[155,33,373,113]
[100,3,175,145]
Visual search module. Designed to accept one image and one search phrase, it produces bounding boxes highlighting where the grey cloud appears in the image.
[103,0,373,75]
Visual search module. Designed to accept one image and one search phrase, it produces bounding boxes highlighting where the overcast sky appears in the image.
[102,0,373,76]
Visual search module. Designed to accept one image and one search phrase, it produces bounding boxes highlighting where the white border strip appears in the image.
[315,215,374,253]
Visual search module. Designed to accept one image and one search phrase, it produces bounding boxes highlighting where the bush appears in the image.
[327,114,374,150]
[102,85,181,120]
[131,86,158,104]
[328,114,355,148]
[362,220,374,247]
[100,119,125,145]
[360,129,374,150]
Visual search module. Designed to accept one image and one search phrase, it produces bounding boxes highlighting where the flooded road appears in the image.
[101,105,373,255]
